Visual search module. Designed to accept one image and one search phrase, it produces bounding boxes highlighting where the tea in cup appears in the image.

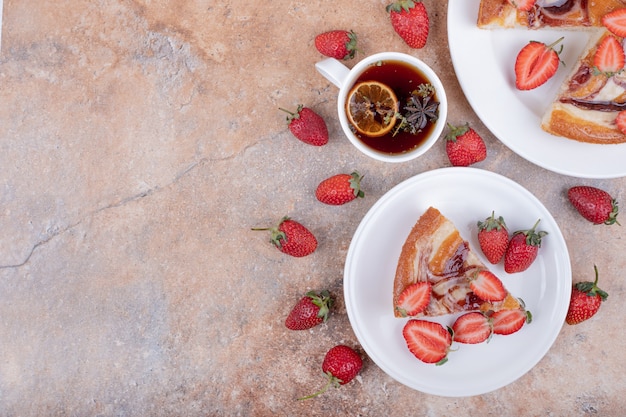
[315,52,447,163]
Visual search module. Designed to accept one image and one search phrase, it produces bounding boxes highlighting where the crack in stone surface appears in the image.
[0,158,209,270]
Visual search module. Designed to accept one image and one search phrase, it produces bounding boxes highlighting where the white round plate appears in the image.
[344,168,571,397]
[447,0,626,179]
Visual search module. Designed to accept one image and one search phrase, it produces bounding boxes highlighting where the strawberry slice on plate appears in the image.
[515,37,564,90]
[491,308,532,335]
[469,270,507,302]
[594,35,625,75]
[452,312,492,344]
[602,8,626,38]
[402,320,452,365]
[395,281,431,317]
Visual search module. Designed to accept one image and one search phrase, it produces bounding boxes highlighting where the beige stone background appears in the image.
[1,0,625,415]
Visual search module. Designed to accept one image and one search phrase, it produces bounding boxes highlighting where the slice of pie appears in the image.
[393,207,521,318]
[477,0,624,29]
[541,29,626,143]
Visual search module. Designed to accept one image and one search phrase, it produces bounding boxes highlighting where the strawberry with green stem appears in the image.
[316,171,365,206]
[279,105,329,146]
[504,219,547,273]
[314,30,358,60]
[298,345,362,400]
[252,216,317,257]
[285,290,333,330]
[387,0,429,49]
[477,211,509,264]
[566,265,609,325]
[445,123,487,167]
[568,185,620,225]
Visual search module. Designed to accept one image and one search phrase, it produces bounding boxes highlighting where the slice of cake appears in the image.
[393,207,520,318]
[477,0,624,29]
[541,29,626,144]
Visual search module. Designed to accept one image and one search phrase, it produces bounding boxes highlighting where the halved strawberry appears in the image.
[594,35,625,75]
[396,282,431,317]
[507,0,536,12]
[491,308,532,335]
[469,270,507,302]
[515,37,564,90]
[402,320,452,365]
[602,8,626,38]
[452,312,492,344]
[616,110,626,134]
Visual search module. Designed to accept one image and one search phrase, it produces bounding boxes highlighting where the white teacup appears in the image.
[315,52,447,163]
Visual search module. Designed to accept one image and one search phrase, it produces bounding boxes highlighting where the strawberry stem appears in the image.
[278,105,303,122]
[575,265,609,301]
[297,371,341,400]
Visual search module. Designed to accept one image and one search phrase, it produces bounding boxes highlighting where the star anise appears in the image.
[392,84,440,136]
[403,93,439,133]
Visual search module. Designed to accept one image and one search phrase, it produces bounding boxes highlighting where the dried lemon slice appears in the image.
[346,81,398,137]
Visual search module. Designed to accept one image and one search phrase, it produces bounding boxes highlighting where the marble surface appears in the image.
[1,0,625,415]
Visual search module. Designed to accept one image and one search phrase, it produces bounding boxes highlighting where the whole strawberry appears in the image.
[252,216,317,257]
[445,123,487,167]
[566,265,609,325]
[477,211,509,264]
[285,290,333,330]
[386,0,429,49]
[316,171,364,205]
[299,345,362,400]
[279,105,329,146]
[315,30,358,60]
[504,219,547,273]
[568,186,620,225]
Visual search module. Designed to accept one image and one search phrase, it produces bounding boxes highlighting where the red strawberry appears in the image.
[395,281,431,317]
[285,290,333,330]
[515,37,564,90]
[299,345,362,400]
[469,270,507,302]
[616,110,626,134]
[491,308,532,335]
[566,265,609,325]
[593,35,625,75]
[445,123,487,167]
[386,0,429,49]
[402,319,452,365]
[504,219,547,273]
[603,8,626,38]
[315,171,365,206]
[452,312,492,344]
[279,105,329,146]
[314,30,358,60]
[477,212,509,264]
[507,0,536,11]
[568,185,620,225]
[252,216,317,257]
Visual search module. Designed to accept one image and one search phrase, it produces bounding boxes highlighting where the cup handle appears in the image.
[315,58,350,89]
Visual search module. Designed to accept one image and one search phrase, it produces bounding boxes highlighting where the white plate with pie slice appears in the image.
[344,168,571,397]
[447,0,626,179]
